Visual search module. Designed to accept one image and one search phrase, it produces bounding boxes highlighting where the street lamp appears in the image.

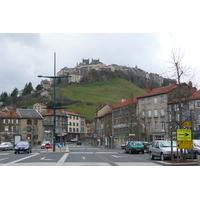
[38,52,71,152]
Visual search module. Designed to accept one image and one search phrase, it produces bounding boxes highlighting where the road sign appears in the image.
[58,143,63,148]
[45,143,51,149]
[182,122,191,127]
[177,141,193,149]
[177,129,192,141]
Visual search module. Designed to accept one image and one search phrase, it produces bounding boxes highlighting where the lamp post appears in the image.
[38,52,71,152]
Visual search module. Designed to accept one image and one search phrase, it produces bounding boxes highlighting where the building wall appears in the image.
[137,93,168,141]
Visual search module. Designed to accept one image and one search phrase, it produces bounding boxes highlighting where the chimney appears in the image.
[121,98,126,102]
[188,81,192,88]
[172,79,177,85]
[146,86,151,93]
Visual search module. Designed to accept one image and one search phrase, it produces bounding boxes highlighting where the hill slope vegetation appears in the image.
[56,78,146,121]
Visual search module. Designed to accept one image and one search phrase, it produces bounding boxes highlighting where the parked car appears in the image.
[145,142,152,153]
[121,143,126,149]
[124,141,145,154]
[77,140,82,145]
[149,140,179,161]
[187,140,200,159]
[41,141,52,149]
[0,142,13,151]
[71,138,78,142]
[142,141,148,150]
[14,141,32,154]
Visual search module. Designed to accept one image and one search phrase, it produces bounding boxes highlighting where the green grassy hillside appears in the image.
[57,78,146,121]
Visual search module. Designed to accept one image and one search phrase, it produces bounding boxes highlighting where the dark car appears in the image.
[77,140,82,145]
[14,141,32,154]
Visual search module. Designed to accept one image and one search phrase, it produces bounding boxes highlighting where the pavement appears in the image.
[39,144,199,166]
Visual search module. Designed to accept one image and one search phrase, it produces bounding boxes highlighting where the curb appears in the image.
[155,160,198,166]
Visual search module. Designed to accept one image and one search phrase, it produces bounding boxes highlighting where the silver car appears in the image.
[0,142,13,151]
[149,140,178,161]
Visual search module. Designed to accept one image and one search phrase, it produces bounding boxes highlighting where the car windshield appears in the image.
[1,143,7,145]
[160,141,176,147]
[131,142,143,146]
[17,142,28,146]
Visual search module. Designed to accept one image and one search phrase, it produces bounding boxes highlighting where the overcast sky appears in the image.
[0,33,200,94]
[1,1,200,95]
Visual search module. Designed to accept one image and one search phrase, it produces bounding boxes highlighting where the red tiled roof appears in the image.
[187,90,200,100]
[113,97,138,109]
[0,110,20,118]
[137,84,178,99]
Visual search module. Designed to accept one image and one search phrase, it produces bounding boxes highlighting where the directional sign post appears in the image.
[176,129,192,149]
[58,143,63,152]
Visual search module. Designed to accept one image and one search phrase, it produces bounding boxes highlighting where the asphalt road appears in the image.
[0,143,162,166]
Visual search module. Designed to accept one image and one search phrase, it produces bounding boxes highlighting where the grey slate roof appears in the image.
[43,119,53,126]
[17,109,43,119]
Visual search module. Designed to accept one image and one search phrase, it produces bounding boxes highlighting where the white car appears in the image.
[41,141,52,149]
[71,138,78,142]
[0,142,13,151]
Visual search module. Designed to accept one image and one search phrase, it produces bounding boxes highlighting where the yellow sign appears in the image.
[177,141,193,149]
[182,122,191,127]
[177,129,192,141]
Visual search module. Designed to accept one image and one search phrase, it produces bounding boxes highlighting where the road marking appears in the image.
[0,157,8,161]
[111,155,125,158]
[55,153,69,166]
[40,157,54,161]
[82,157,85,160]
[3,153,39,166]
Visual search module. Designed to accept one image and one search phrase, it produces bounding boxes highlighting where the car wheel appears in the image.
[149,152,154,160]
[142,151,144,154]
[14,152,17,154]
[160,153,165,161]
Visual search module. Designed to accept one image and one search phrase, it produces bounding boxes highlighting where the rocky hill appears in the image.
[57,58,171,89]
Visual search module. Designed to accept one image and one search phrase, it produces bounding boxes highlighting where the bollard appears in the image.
[198,155,200,166]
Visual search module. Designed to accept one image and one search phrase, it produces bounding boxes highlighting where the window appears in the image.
[69,128,72,132]
[161,109,165,117]
[34,120,38,125]
[4,126,9,131]
[196,101,200,108]
[76,128,79,132]
[161,122,165,131]
[27,126,32,132]
[27,119,32,125]
[154,97,157,104]
[147,123,151,130]
[148,110,152,118]
[142,99,145,105]
[160,96,164,103]
[155,122,158,129]
[76,116,78,120]
[154,109,158,117]
[76,123,79,126]
[148,98,151,105]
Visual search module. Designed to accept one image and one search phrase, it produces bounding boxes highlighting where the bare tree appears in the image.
[166,47,196,161]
